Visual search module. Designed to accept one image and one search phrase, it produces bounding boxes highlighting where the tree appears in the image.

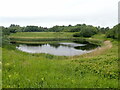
[106,24,119,39]
[9,24,22,33]
[49,26,64,32]
[1,27,10,35]
[23,26,39,32]
[73,26,98,37]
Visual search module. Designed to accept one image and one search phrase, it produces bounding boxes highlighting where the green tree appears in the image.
[9,24,22,33]
[106,24,119,39]
[73,25,98,37]
[23,26,39,32]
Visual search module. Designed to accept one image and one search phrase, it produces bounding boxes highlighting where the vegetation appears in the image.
[2,24,119,88]
[2,34,118,88]
[9,32,104,46]
[106,24,119,39]
[9,32,76,43]
[9,32,74,38]
[73,25,98,37]
[1,23,109,34]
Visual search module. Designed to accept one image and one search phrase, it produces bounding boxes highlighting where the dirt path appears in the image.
[83,40,112,58]
[88,40,112,56]
[69,40,113,59]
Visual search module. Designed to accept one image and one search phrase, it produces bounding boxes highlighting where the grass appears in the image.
[9,32,75,38]
[91,34,106,40]
[9,32,103,46]
[2,33,119,88]
[9,32,78,44]
[0,47,2,89]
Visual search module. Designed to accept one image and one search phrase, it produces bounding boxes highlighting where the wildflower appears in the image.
[6,63,10,66]
[8,75,11,78]
[41,77,44,81]
[72,80,74,83]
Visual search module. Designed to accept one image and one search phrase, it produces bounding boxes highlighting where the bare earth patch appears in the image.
[87,40,112,57]
[70,40,112,59]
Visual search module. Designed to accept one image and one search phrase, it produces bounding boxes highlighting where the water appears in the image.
[16,41,98,56]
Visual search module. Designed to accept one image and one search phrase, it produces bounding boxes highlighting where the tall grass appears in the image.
[2,33,118,88]
[9,32,75,38]
[9,32,78,44]
[9,32,102,46]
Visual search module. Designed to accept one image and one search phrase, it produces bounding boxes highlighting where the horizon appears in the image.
[0,23,116,28]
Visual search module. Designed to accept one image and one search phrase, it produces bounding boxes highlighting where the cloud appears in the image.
[0,0,119,27]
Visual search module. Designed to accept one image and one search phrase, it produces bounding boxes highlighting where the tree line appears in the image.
[1,23,119,39]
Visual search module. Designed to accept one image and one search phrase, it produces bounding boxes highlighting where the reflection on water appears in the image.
[16,41,99,56]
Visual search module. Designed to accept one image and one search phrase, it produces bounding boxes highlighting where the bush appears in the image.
[73,33,81,37]
[73,26,98,37]
[106,24,119,39]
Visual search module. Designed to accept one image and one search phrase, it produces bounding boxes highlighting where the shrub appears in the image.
[73,26,98,37]
[73,33,81,37]
[106,24,119,39]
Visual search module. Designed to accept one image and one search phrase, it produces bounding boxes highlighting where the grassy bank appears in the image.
[2,33,118,88]
[9,32,76,43]
[9,32,103,46]
[9,32,75,38]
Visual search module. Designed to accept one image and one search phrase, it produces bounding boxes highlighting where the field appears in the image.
[9,32,102,45]
[9,32,79,44]
[9,32,75,38]
[2,32,118,88]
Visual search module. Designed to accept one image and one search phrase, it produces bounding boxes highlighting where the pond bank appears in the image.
[70,40,112,59]
[3,33,118,88]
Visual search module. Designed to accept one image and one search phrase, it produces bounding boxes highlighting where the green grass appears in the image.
[2,33,118,88]
[0,47,1,89]
[9,32,78,44]
[9,32,103,46]
[91,34,106,40]
[9,32,75,38]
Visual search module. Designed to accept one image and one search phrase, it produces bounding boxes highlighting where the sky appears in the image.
[0,0,119,28]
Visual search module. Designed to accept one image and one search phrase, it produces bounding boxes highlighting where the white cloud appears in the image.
[0,0,119,27]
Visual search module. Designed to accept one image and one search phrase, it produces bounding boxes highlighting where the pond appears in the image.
[16,41,99,56]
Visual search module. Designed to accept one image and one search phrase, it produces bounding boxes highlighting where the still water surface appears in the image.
[16,41,98,56]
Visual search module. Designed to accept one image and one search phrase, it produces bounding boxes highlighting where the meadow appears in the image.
[2,32,118,88]
[9,32,78,44]
[9,32,75,38]
[9,32,102,45]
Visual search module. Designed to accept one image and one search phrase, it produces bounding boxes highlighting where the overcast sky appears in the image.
[0,0,119,28]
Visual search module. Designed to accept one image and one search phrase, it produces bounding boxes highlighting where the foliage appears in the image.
[48,25,64,32]
[0,27,10,46]
[1,27,10,36]
[1,24,109,33]
[1,24,119,88]
[23,26,47,32]
[73,32,81,37]
[9,24,22,33]
[73,25,98,37]
[2,36,118,88]
[106,24,119,39]
[97,26,110,34]
[1,23,111,37]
